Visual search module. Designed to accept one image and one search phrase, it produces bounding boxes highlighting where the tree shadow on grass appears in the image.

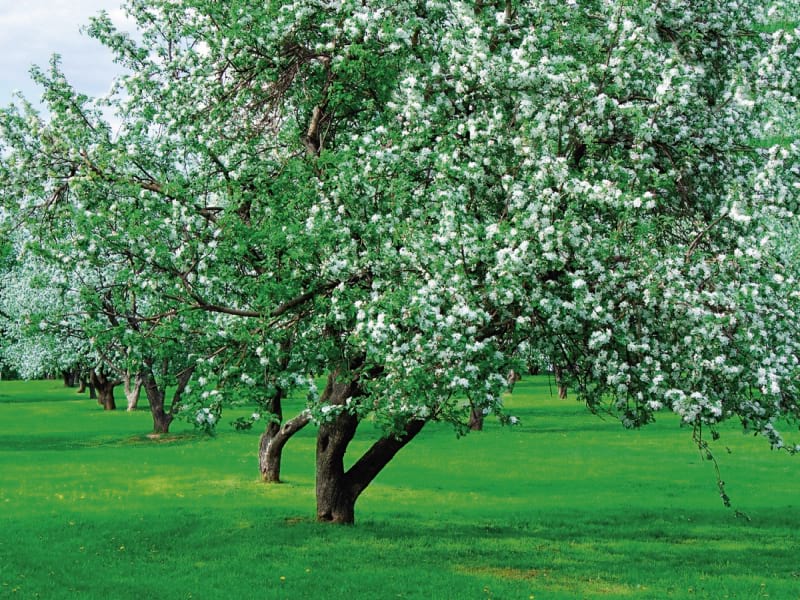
[0,432,204,451]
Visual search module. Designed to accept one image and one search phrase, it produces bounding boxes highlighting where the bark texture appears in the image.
[124,372,144,412]
[259,411,311,482]
[468,406,484,431]
[554,365,568,399]
[314,371,426,524]
[142,361,195,434]
[90,369,117,411]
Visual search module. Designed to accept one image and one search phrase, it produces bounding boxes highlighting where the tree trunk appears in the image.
[62,370,76,387]
[141,361,194,434]
[506,369,520,393]
[258,387,284,482]
[554,365,568,399]
[89,369,117,410]
[142,369,172,433]
[259,412,311,483]
[96,385,116,410]
[316,416,426,524]
[316,410,360,524]
[124,372,143,412]
[76,377,87,394]
[468,406,484,431]
[315,373,360,523]
[314,371,426,524]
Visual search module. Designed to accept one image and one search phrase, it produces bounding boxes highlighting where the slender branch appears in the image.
[685,211,728,263]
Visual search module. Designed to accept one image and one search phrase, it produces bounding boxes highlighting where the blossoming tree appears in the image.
[2,0,799,522]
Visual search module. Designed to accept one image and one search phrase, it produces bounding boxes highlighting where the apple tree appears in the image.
[1,0,799,522]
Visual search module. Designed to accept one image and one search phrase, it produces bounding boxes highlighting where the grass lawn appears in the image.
[0,377,797,599]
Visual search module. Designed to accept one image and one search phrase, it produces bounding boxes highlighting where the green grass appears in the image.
[0,378,798,599]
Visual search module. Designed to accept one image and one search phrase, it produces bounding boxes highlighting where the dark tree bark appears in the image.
[314,371,426,524]
[76,376,87,393]
[62,369,77,387]
[142,367,171,433]
[316,411,360,523]
[554,365,568,399]
[89,369,117,410]
[142,360,195,433]
[468,406,484,431]
[259,411,311,482]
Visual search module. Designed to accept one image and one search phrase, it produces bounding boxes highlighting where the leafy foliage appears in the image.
[1,0,799,516]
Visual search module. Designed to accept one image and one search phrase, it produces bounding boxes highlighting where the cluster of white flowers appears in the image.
[195,407,216,425]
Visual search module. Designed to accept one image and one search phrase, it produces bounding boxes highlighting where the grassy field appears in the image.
[0,377,797,599]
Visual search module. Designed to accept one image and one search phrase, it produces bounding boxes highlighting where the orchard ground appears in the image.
[0,377,797,599]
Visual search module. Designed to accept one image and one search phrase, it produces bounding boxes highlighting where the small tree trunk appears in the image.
[124,372,143,412]
[258,387,284,482]
[141,362,194,434]
[142,370,172,434]
[554,365,568,399]
[96,386,116,410]
[62,370,76,387]
[259,421,282,482]
[89,369,116,410]
[506,369,520,393]
[468,406,484,431]
[259,412,311,482]
[76,377,87,393]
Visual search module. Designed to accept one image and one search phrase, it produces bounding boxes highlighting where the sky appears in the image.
[0,0,131,108]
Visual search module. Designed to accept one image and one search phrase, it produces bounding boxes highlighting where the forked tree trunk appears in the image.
[142,369,172,434]
[259,412,311,482]
[89,369,117,410]
[314,372,426,524]
[141,362,195,434]
[124,372,144,412]
[316,413,426,524]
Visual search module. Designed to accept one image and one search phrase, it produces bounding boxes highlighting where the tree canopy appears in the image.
[1,0,799,522]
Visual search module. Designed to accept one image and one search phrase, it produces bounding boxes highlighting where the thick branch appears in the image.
[169,363,196,415]
[345,419,426,499]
